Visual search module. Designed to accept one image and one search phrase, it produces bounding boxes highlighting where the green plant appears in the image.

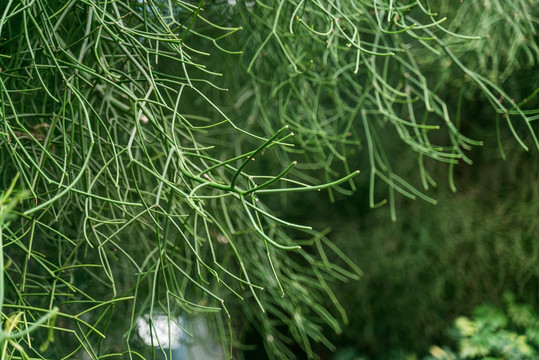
[0,177,59,359]
[0,1,537,359]
[427,293,539,360]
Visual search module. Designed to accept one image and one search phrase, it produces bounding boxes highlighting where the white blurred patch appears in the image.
[135,313,224,360]
[136,314,183,348]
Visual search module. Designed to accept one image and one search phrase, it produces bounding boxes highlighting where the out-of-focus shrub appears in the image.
[426,293,539,360]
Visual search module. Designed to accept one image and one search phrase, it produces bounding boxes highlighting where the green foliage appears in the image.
[0,177,59,359]
[0,0,537,359]
[0,1,360,358]
[426,293,539,360]
[437,0,539,83]
[227,0,539,220]
[307,1,539,356]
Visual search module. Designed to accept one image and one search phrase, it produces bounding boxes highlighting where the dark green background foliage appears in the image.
[0,0,538,359]
[323,147,539,358]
